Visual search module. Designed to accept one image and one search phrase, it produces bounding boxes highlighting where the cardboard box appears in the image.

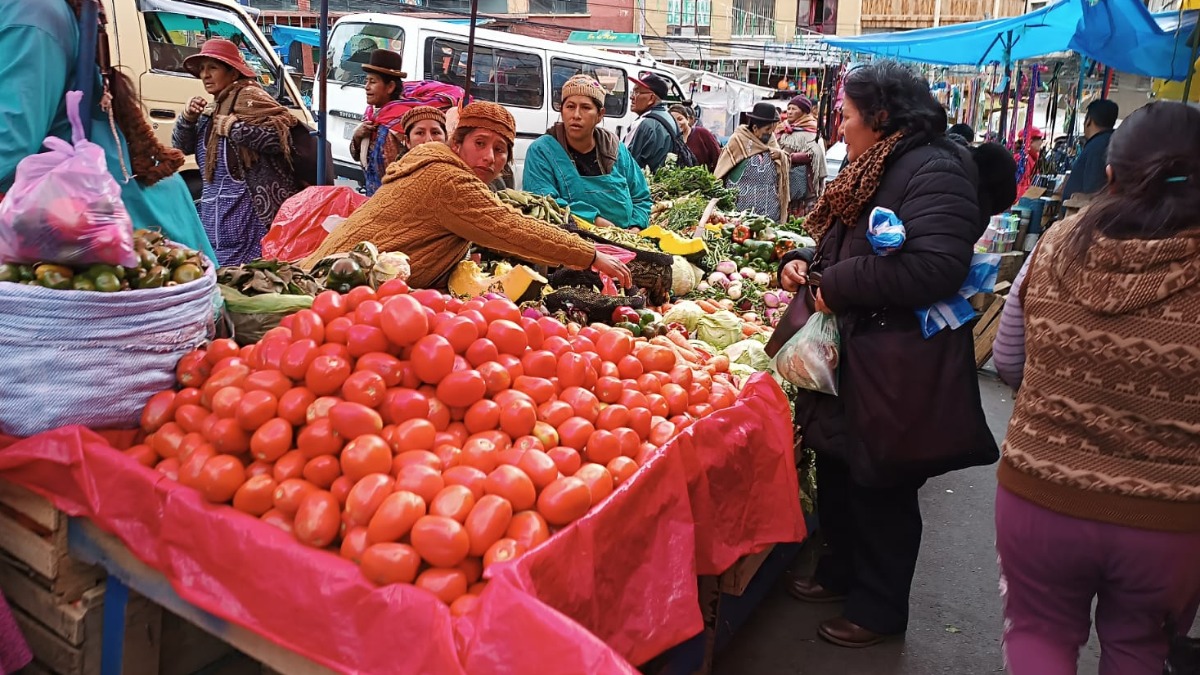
[717,545,775,597]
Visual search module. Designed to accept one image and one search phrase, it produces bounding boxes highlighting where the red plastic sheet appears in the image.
[0,375,804,674]
[262,186,366,262]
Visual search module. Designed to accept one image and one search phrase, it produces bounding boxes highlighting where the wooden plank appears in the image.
[0,549,102,603]
[974,295,1006,369]
[0,509,63,580]
[718,546,774,597]
[123,592,163,675]
[11,605,91,675]
[0,562,97,645]
[68,519,336,675]
[0,481,61,532]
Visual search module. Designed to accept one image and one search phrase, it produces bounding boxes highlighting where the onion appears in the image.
[740,267,757,279]
[707,272,730,288]
[697,281,711,292]
[715,260,738,275]
[763,291,781,308]
[742,312,759,323]
[754,272,771,285]
[777,291,793,304]
[522,307,544,319]
[764,307,781,325]
[726,282,743,300]
[482,292,504,301]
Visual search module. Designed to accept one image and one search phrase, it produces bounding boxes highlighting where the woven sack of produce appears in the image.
[0,266,217,436]
[543,285,646,324]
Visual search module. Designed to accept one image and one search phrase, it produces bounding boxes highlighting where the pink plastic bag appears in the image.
[0,91,136,267]
[263,187,367,262]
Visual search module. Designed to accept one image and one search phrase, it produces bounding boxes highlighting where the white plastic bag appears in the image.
[774,312,840,395]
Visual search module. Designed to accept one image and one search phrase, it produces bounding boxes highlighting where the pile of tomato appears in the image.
[130,281,740,612]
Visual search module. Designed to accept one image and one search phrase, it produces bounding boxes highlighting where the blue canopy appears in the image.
[272,25,321,51]
[824,0,1197,80]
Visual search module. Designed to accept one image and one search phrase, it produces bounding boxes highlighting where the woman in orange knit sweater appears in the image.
[304,102,631,289]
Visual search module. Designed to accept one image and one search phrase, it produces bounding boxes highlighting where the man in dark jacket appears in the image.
[623,73,677,171]
[1062,99,1117,202]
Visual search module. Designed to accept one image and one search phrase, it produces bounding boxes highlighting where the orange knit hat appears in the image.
[401,106,447,134]
[456,101,515,145]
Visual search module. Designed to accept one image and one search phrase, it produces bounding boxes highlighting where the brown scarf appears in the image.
[714,125,790,212]
[203,79,297,182]
[804,131,904,244]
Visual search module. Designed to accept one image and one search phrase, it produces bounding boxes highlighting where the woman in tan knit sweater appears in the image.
[993,101,1200,674]
[303,102,631,289]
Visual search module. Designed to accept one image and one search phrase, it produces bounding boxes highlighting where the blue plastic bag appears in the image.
[866,207,906,255]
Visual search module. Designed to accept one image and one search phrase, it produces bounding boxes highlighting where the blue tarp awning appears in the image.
[823,0,1197,80]
[272,25,321,50]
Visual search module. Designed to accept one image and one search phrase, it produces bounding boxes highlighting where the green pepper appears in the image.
[746,240,774,262]
[636,309,660,327]
[614,321,642,336]
[747,218,768,234]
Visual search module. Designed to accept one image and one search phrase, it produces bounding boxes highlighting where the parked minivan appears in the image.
[104,0,313,199]
[318,14,688,187]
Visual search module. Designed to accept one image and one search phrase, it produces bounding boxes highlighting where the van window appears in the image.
[144,11,275,86]
[550,59,627,117]
[637,70,685,103]
[424,38,543,109]
[328,22,405,85]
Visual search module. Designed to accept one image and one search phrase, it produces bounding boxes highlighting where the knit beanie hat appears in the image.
[561,75,606,108]
[401,106,447,134]
[788,95,813,113]
[456,101,516,145]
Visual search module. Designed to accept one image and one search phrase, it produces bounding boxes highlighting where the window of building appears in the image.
[528,0,588,14]
[731,0,775,36]
[551,59,627,116]
[667,0,712,35]
[425,38,544,108]
[326,22,404,85]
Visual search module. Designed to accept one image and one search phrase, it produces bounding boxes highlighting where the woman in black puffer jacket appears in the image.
[778,61,1016,648]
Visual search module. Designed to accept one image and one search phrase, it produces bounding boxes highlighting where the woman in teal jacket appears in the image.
[522,75,652,230]
[0,0,216,263]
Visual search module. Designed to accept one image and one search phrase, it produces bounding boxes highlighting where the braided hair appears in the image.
[67,0,184,185]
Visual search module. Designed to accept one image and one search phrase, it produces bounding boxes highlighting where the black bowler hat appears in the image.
[745,102,781,125]
[361,49,407,79]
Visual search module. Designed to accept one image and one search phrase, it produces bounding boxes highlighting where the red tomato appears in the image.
[519,318,544,350]
[415,568,469,605]
[516,449,559,490]
[547,446,582,476]
[140,391,176,433]
[293,490,341,548]
[687,383,710,405]
[618,389,650,411]
[318,342,352,362]
[584,429,621,465]
[196,454,245,503]
[393,450,442,472]
[636,373,662,394]
[340,526,371,563]
[612,427,640,458]
[411,515,471,567]
[435,315,479,354]
[535,316,567,339]
[325,316,353,345]
[507,510,551,550]
[380,387,429,425]
[543,336,573,358]
[660,383,689,417]
[290,309,326,344]
[232,474,277,516]
[436,370,487,408]
[277,388,316,427]
[430,484,477,523]
[366,490,426,543]
[638,345,677,373]
[607,456,639,486]
[616,355,644,380]
[355,353,404,387]
[483,537,526,569]
[558,386,600,422]
[345,286,377,311]
[646,393,670,417]
[459,437,499,474]
[594,376,623,404]
[443,466,487,501]
[569,335,596,354]
[465,338,500,368]
[361,543,421,585]
[354,299,385,327]
[380,294,429,348]
[297,418,343,458]
[312,290,347,324]
[536,476,591,526]
[272,477,317,518]
[341,435,393,482]
[376,279,410,297]
[235,390,278,432]
[331,475,355,506]
[175,350,211,389]
[595,330,633,363]
[250,418,293,462]
[411,289,447,312]
[512,376,554,405]
[205,339,240,366]
[411,335,455,384]
[520,350,557,379]
[302,455,341,489]
[328,402,383,440]
[649,420,678,446]
[200,364,249,408]
[306,355,352,396]
[426,397,451,431]
[496,354,524,382]
[595,404,630,432]
[207,418,249,455]
[271,451,307,483]
[486,320,527,356]
[338,370,386,409]
[346,325,389,359]
[463,495,513,557]
[393,464,445,504]
[479,298,520,323]
[574,463,614,506]
[474,361,511,396]
[534,401,570,428]
[498,399,536,438]
[464,400,501,434]
[345,473,395,526]
[243,370,292,401]
[556,417,595,451]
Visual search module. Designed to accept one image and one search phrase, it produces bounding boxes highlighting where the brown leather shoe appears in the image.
[788,577,846,603]
[817,617,895,648]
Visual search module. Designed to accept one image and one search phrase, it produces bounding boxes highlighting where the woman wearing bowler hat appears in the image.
[172,38,300,266]
[714,102,790,222]
[349,50,409,196]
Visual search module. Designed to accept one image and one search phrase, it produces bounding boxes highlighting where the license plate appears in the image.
[343,122,359,140]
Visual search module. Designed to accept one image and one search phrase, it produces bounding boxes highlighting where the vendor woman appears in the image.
[522,75,652,229]
[349,50,407,196]
[303,101,632,289]
[399,106,448,151]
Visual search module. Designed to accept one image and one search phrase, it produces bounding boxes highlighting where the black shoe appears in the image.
[817,617,899,648]
[788,576,847,603]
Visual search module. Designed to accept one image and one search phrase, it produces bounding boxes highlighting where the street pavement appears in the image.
[714,374,1106,675]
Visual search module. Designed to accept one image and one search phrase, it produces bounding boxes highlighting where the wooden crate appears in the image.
[0,481,160,674]
[973,293,1008,369]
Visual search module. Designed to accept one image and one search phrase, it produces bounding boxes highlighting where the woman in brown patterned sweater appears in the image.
[303,102,631,289]
[993,101,1200,674]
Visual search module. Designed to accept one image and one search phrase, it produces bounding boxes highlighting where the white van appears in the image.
[106,0,313,199]
[318,14,688,188]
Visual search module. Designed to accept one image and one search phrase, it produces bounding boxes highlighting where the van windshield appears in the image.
[144,10,275,87]
[328,22,405,86]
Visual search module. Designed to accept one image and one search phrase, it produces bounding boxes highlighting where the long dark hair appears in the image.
[68,0,184,185]
[1058,101,1200,270]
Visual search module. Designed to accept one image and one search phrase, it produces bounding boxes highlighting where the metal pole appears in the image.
[462,0,481,104]
[998,32,1012,145]
[317,0,329,185]
[1182,22,1200,102]
[77,0,99,132]
[1067,56,1086,144]
[1101,65,1113,97]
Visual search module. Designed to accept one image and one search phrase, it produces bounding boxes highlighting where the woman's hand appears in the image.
[594,216,618,230]
[814,288,831,314]
[592,252,633,289]
[780,259,809,292]
[184,96,207,123]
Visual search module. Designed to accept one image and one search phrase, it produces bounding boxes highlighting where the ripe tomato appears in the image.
[232,474,276,516]
[506,511,550,550]
[301,455,340,488]
[460,437,499,474]
[411,515,471,568]
[345,473,396,526]
[277,388,316,427]
[377,279,410,298]
[200,364,249,408]
[520,317,544,350]
[463,495,513,557]
[649,420,678,446]
[307,396,342,425]
[207,418,249,455]
[344,285,377,311]
[260,509,294,534]
[277,339,317,381]
[520,350,556,379]
[661,383,689,417]
[345,325,389,359]
[464,338,500,368]
[477,297,518,324]
[340,370,387,408]
[380,388,429,425]
[272,477,317,518]
[668,365,694,389]
[558,387,600,423]
[209,386,243,419]
[140,391,176,433]
[607,456,639,486]
[537,316,568,339]
[594,404,630,432]
[547,446,582,476]
[430,485,476,523]
[435,444,462,470]
[340,526,371,564]
[174,405,207,436]
[537,400,574,427]
[497,399,536,439]
[411,335,455,385]
[638,345,677,373]
[330,475,355,506]
[618,389,650,411]
[242,370,292,401]
[516,449,559,490]
[450,592,479,617]
[584,430,621,465]
[549,353,584,391]
[393,464,445,503]
[380,295,429,348]
[464,400,501,434]
[366,490,426,543]
[537,476,591,526]
[595,330,633,363]
[328,402,384,440]
[598,361,619,379]
[687,403,715,419]
[531,421,559,449]
[176,350,211,389]
[290,309,325,344]
[234,391,278,432]
[443,466,487,501]
[435,315,479,354]
[426,397,451,431]
[272,451,307,483]
[594,376,623,404]
[556,417,595,451]
[311,290,347,323]
[305,355,352,396]
[297,418,343,458]
[686,383,710,405]
[484,465,536,512]
[354,299,385,328]
[543,336,573,358]
[341,435,393,482]
[646,393,670,418]
[354,353,404,388]
[386,418,436,453]
[415,567,468,604]
[574,464,614,505]
[124,444,158,468]
[616,355,644,380]
[512,376,554,405]
[361,543,421,585]
[324,317,353,345]
[393,450,441,472]
[483,538,526,569]
[293,490,341,548]
[485,320,527,356]
[175,387,202,409]
[613,427,640,459]
[495,444,526,468]
[436,370,487,408]
[496,354,524,382]
[475,361,511,396]
[636,373,662,394]
[205,339,239,366]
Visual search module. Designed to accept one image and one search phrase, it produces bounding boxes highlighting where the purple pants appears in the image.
[995,486,1200,675]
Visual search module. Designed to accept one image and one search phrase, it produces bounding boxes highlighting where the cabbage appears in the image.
[723,339,771,371]
[696,310,742,350]
[670,256,696,296]
[663,300,705,332]
[728,363,757,386]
